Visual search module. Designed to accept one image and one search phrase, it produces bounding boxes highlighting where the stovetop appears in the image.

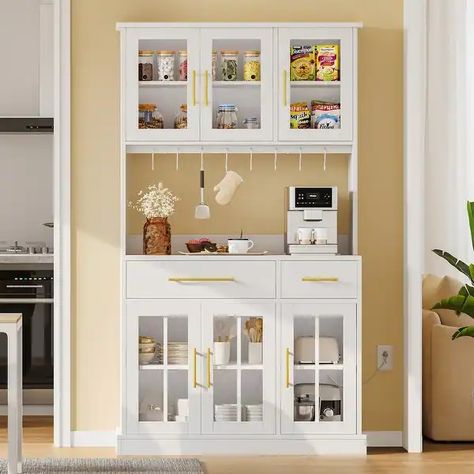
[0,241,53,255]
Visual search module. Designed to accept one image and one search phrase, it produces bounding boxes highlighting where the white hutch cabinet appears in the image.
[117,23,364,455]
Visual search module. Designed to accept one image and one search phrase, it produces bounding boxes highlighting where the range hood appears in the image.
[0,117,54,134]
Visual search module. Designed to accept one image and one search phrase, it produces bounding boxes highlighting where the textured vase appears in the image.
[143,217,171,255]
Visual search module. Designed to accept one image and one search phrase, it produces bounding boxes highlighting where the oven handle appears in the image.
[0,298,53,304]
[6,284,44,288]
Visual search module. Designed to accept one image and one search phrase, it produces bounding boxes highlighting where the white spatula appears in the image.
[195,150,210,219]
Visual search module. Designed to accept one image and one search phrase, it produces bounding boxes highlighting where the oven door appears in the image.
[0,300,53,389]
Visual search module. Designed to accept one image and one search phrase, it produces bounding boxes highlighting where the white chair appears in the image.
[0,314,22,474]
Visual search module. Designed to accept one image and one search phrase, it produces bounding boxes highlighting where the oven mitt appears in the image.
[213,171,243,206]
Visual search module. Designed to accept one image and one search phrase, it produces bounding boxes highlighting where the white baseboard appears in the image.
[365,431,403,447]
[70,431,116,447]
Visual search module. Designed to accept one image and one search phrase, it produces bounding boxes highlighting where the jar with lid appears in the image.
[138,103,164,129]
[138,50,154,81]
[220,50,239,81]
[178,50,188,81]
[212,50,217,80]
[216,104,238,129]
[243,51,261,81]
[243,117,260,129]
[174,104,187,129]
[156,50,175,81]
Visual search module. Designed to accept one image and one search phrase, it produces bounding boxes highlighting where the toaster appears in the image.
[294,336,340,364]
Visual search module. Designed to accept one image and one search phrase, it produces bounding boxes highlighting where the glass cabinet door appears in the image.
[126,300,201,434]
[124,28,200,141]
[200,28,274,141]
[278,28,353,142]
[201,302,275,434]
[281,303,357,434]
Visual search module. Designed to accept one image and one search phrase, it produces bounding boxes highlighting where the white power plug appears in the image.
[377,345,394,371]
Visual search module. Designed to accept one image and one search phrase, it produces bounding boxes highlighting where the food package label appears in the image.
[290,45,315,81]
[316,44,339,81]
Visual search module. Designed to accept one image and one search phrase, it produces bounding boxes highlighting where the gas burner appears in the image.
[0,241,28,255]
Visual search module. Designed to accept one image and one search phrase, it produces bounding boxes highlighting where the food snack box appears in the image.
[311,101,341,129]
[290,45,315,81]
[290,102,311,129]
[316,44,340,81]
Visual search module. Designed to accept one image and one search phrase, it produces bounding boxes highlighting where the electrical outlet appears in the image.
[377,345,393,371]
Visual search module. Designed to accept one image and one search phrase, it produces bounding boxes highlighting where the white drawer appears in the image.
[126,260,276,299]
[281,261,359,299]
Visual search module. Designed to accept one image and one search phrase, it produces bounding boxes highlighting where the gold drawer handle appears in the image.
[168,277,235,283]
[204,70,209,106]
[193,347,197,389]
[285,347,291,388]
[207,347,211,389]
[283,69,288,107]
[192,70,197,106]
[302,277,339,283]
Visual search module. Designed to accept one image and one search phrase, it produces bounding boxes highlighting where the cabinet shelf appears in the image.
[139,364,188,370]
[290,81,341,87]
[212,81,261,88]
[214,364,263,370]
[294,363,344,370]
[139,81,188,87]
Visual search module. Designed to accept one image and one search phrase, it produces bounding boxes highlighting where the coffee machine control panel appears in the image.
[289,186,337,210]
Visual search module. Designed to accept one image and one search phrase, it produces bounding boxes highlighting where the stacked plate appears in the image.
[245,404,263,422]
[139,336,162,365]
[214,404,240,422]
[167,342,188,364]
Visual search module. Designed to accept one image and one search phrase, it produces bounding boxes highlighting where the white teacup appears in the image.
[297,228,314,245]
[313,227,328,245]
[228,239,254,254]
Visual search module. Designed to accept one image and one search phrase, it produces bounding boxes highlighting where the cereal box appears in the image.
[290,45,315,81]
[316,44,340,81]
[311,101,341,129]
[290,102,311,129]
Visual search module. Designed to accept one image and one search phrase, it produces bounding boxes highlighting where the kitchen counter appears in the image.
[124,254,361,261]
[0,254,54,264]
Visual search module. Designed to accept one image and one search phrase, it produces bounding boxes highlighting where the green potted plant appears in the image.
[432,202,474,339]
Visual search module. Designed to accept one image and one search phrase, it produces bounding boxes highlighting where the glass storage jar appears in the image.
[178,50,188,81]
[243,117,260,129]
[138,50,154,81]
[216,104,238,129]
[138,103,164,129]
[220,50,239,81]
[212,50,217,80]
[156,50,175,81]
[174,104,187,129]
[243,51,261,81]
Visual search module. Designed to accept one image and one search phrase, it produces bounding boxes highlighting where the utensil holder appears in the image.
[248,342,263,365]
[214,341,231,365]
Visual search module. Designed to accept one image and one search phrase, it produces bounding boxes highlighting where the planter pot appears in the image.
[214,341,231,365]
[143,217,171,255]
[248,342,263,365]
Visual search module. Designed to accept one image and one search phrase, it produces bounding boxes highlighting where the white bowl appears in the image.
[139,352,155,365]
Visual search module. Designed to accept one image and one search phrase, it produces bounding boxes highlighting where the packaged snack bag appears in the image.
[311,101,341,129]
[316,44,339,81]
[290,45,315,81]
[290,102,311,129]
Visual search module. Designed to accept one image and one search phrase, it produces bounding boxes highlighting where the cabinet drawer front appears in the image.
[281,261,358,299]
[127,261,276,299]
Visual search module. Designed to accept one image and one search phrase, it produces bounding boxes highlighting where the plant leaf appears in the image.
[459,284,474,297]
[432,295,474,319]
[468,202,474,253]
[432,249,472,282]
[452,326,474,340]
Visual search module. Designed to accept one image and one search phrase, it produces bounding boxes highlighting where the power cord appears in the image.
[363,350,389,385]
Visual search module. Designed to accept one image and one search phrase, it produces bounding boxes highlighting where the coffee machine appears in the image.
[285,186,338,254]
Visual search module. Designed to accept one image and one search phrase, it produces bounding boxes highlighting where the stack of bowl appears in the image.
[139,336,157,365]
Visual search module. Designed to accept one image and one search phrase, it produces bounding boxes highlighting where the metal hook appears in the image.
[299,147,302,172]
[249,148,253,171]
[225,148,229,172]
[151,150,155,171]
[175,148,179,171]
[323,147,327,172]
[274,149,278,171]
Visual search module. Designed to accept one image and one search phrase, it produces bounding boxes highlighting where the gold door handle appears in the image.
[301,277,339,282]
[204,70,209,106]
[193,347,197,388]
[206,347,211,389]
[283,69,288,107]
[192,70,197,106]
[168,277,235,283]
[286,347,291,388]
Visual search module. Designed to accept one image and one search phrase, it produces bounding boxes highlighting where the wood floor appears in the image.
[1,417,474,473]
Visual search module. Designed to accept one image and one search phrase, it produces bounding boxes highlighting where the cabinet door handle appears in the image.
[192,70,197,106]
[301,277,339,282]
[204,70,209,106]
[168,277,235,283]
[286,347,291,388]
[206,347,211,389]
[193,347,197,388]
[283,69,288,107]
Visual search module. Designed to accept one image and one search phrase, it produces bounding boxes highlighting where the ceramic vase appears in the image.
[248,342,263,365]
[214,341,231,365]
[143,217,171,255]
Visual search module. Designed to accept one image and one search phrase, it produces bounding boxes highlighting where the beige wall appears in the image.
[72,0,403,431]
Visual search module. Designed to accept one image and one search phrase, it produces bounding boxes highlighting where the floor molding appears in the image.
[365,431,403,447]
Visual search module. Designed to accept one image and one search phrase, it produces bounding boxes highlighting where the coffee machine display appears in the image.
[285,186,338,254]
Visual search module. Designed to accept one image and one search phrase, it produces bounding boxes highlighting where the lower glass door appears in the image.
[201,302,275,434]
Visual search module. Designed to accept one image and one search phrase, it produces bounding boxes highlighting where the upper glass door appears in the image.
[281,303,357,435]
[200,28,273,141]
[201,302,276,434]
[278,28,353,142]
[125,27,200,141]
